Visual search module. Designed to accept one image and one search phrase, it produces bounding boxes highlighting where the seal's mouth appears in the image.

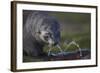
[48,42,58,47]
[53,42,58,46]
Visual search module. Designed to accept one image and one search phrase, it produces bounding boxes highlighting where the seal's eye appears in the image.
[44,35,49,41]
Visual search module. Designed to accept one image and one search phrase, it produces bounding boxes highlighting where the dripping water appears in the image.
[56,44,64,55]
[48,41,82,57]
[65,41,82,57]
[48,44,64,56]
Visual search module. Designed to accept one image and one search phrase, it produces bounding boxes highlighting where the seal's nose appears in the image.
[53,42,58,46]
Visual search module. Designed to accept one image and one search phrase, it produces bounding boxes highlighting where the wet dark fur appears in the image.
[23,11,60,57]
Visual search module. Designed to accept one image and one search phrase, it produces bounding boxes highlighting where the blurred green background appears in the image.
[43,11,91,53]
